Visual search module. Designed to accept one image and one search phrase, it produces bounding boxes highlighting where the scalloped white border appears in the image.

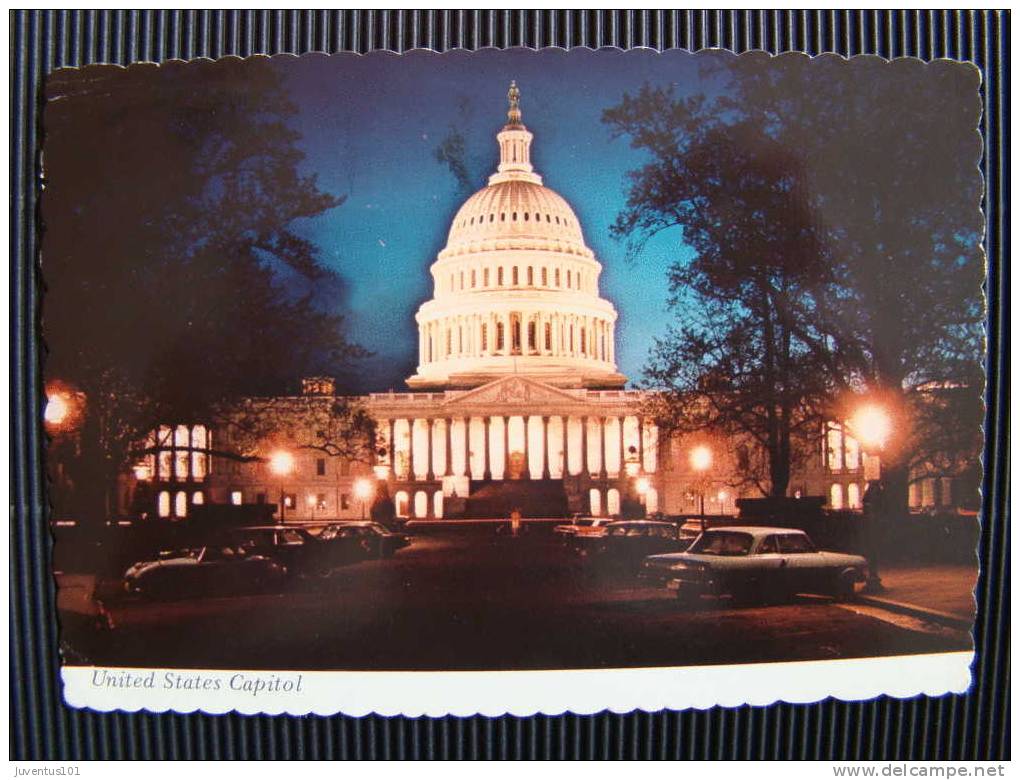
[62,652,972,717]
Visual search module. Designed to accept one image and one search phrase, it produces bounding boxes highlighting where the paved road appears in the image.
[61,533,972,670]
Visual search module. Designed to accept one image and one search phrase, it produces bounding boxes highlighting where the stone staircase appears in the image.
[463,479,569,518]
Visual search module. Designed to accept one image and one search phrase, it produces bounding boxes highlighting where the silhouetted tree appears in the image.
[605,54,984,508]
[43,59,368,521]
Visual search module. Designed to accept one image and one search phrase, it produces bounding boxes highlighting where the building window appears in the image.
[481,323,488,351]
[150,424,210,482]
[544,322,552,351]
[157,491,171,518]
[484,268,490,286]
[826,424,844,471]
[340,459,351,477]
[527,266,533,285]
[830,483,844,510]
[230,491,243,506]
[395,491,410,517]
[541,267,548,286]
[316,458,326,476]
[496,321,505,351]
[471,270,476,288]
[511,316,521,353]
[446,328,452,355]
[498,267,504,286]
[282,493,296,509]
[527,320,536,352]
[315,493,327,511]
[192,491,204,505]
[340,494,350,510]
[580,327,586,355]
[174,491,188,518]
[847,482,861,509]
[512,266,519,285]
[459,271,464,290]
[555,268,561,287]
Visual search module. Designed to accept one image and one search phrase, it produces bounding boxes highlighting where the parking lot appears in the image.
[60,530,972,671]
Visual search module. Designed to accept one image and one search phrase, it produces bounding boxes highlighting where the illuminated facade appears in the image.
[124,84,904,523]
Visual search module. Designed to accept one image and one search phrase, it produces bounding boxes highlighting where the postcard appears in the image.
[43,48,982,716]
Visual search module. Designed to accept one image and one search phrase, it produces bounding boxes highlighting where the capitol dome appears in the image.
[407,82,626,390]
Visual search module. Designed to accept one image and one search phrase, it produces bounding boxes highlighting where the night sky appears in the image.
[277,48,720,392]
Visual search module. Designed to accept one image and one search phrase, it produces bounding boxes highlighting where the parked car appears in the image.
[123,545,287,599]
[641,526,868,604]
[553,515,610,540]
[314,521,412,558]
[230,524,366,577]
[572,520,687,572]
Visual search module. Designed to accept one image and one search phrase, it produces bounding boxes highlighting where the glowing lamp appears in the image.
[268,450,295,476]
[635,477,650,495]
[354,478,374,501]
[44,393,69,426]
[850,405,892,451]
[689,445,712,472]
[307,494,317,508]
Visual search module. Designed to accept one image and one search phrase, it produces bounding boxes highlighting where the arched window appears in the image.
[589,488,602,516]
[847,482,861,509]
[527,321,536,352]
[489,213,494,222]
[512,266,519,285]
[395,491,410,518]
[534,213,540,222]
[523,212,529,221]
[498,267,504,286]
[414,490,428,518]
[157,491,171,518]
[545,214,551,222]
[496,321,505,351]
[607,488,621,516]
[527,266,533,285]
[433,491,444,519]
[192,491,204,505]
[541,267,548,286]
[483,268,490,286]
[174,491,188,518]
[555,268,561,286]
[500,212,506,222]
[512,212,518,221]
[481,323,488,351]
[830,483,844,510]
[645,487,659,514]
[544,322,552,351]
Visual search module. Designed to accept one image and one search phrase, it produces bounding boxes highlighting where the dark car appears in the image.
[572,520,687,572]
[123,545,286,599]
[315,521,411,558]
[230,524,365,578]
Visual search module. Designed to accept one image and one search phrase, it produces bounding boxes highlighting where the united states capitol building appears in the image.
[132,84,900,524]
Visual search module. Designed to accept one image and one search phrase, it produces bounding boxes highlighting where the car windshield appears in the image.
[688,531,754,556]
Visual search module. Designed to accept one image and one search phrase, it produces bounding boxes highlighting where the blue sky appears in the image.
[277,48,720,392]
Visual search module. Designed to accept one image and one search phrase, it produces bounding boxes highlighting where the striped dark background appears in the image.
[10,10,1009,760]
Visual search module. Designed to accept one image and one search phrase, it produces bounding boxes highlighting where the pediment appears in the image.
[442,376,584,409]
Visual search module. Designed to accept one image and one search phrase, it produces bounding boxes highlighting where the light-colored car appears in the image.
[641,526,867,604]
[554,516,610,539]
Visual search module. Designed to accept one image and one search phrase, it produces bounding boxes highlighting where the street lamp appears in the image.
[354,477,373,520]
[44,392,70,426]
[268,449,295,523]
[689,445,712,532]
[848,403,893,594]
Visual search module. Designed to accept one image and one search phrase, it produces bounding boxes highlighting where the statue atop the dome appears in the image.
[506,80,522,126]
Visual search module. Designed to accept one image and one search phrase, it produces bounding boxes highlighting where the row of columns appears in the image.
[380,414,657,482]
[420,312,615,364]
[438,262,594,296]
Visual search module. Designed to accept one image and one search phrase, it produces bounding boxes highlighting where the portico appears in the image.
[368,376,659,519]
